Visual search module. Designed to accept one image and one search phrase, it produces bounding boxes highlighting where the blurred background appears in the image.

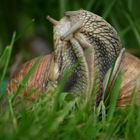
[0,0,140,76]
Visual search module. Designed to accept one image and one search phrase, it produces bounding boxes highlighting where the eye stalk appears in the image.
[47,16,59,25]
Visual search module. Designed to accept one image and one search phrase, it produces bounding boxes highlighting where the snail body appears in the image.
[7,10,140,106]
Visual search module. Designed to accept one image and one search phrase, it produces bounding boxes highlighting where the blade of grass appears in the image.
[128,0,133,11]
[103,0,117,19]
[59,0,66,17]
[125,12,140,46]
[97,101,106,122]
[107,72,122,122]
[120,26,131,38]
[15,19,35,42]
[0,32,16,84]
[125,89,137,139]
[86,0,95,11]
[8,95,18,131]
[119,1,140,47]
[0,47,11,81]
[135,106,140,139]
[49,99,77,132]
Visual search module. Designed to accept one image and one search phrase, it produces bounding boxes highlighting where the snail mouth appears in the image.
[60,19,84,41]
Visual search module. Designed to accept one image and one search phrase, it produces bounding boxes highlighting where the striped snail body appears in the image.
[7,10,140,107]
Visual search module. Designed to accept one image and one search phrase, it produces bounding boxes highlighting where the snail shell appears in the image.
[7,54,55,99]
[117,52,140,106]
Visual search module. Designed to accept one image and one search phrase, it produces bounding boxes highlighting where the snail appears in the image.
[7,10,140,107]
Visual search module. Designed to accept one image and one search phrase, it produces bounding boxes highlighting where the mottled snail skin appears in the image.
[57,10,122,104]
[7,10,140,107]
[53,17,89,95]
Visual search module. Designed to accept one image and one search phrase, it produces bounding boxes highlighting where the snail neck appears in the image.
[54,40,89,95]
[53,17,90,95]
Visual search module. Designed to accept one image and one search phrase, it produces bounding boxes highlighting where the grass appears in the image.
[1,74,140,140]
[0,34,140,140]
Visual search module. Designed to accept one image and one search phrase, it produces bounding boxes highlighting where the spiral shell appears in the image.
[117,52,140,106]
[7,54,53,99]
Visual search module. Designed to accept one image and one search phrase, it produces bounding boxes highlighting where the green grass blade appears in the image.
[0,32,16,84]
[125,89,137,139]
[103,0,117,19]
[15,19,35,42]
[120,26,131,38]
[8,95,18,131]
[97,101,106,122]
[107,72,122,122]
[59,0,66,17]
[119,1,140,47]
[86,0,95,11]
[125,13,140,46]
[135,106,140,139]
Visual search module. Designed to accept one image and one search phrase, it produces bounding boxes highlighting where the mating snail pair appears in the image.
[7,10,140,107]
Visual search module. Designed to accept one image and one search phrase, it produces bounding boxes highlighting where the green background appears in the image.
[0,0,140,61]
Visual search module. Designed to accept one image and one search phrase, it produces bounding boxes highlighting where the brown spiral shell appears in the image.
[7,54,53,99]
[117,52,140,106]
